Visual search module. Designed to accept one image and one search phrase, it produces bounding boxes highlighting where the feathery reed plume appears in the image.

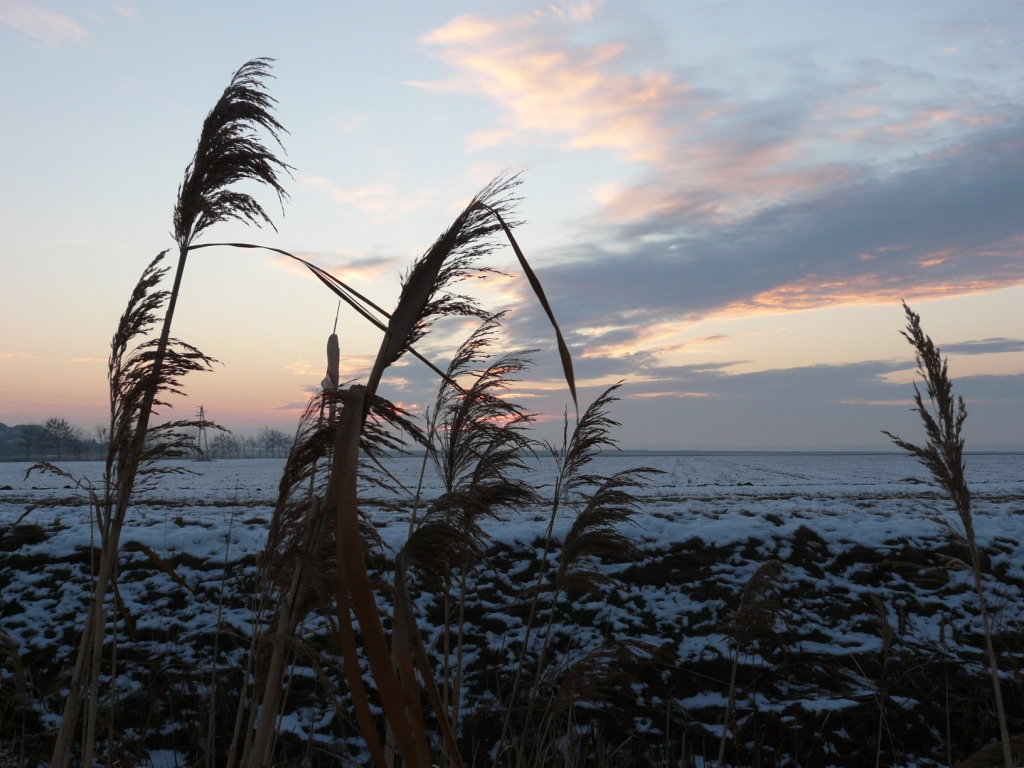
[532,469,650,674]
[494,383,637,767]
[238,175,574,767]
[553,471,647,596]
[549,640,658,719]
[315,176,574,768]
[882,301,1013,767]
[50,58,288,768]
[365,175,521,395]
[173,57,290,247]
[242,382,421,768]
[48,254,219,767]
[516,467,656,768]
[528,640,658,768]
[405,319,537,746]
[716,561,786,768]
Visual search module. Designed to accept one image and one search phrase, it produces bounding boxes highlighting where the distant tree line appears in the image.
[0,420,292,460]
[207,427,292,458]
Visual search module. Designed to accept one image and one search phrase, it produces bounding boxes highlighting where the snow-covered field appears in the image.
[2,453,1023,767]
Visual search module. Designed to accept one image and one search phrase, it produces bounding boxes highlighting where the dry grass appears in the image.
[884,301,1015,768]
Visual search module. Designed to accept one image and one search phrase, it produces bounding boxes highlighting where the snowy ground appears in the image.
[2,453,1023,767]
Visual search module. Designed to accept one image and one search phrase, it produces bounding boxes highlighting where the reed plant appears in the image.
[236,172,587,768]
[715,560,786,768]
[27,55,661,767]
[45,57,290,768]
[883,301,1014,767]
[486,385,660,768]
[412,318,538,743]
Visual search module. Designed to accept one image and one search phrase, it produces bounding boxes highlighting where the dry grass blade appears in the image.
[323,388,391,768]
[870,593,894,654]
[329,385,429,768]
[720,560,787,651]
[479,202,576,411]
[394,557,465,768]
[133,543,199,596]
[390,557,432,768]
[187,241,392,333]
[717,561,786,768]
[394,553,466,768]
[0,627,27,704]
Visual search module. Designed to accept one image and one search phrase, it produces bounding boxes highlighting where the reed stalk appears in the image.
[883,301,1012,768]
[494,386,622,767]
[205,508,235,768]
[716,561,785,768]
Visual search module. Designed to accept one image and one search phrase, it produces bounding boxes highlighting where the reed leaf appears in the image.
[328,385,430,768]
[479,203,577,411]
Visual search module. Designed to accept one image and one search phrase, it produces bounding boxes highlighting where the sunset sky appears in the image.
[2,0,1023,450]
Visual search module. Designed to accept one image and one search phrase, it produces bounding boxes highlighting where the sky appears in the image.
[1,0,1023,450]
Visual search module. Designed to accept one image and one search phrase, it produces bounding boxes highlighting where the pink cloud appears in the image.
[418,9,851,220]
[722,247,1024,315]
[418,8,1007,234]
[303,176,432,217]
[0,0,87,46]
[418,13,691,165]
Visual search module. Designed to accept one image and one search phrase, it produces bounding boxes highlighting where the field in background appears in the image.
[2,453,1023,767]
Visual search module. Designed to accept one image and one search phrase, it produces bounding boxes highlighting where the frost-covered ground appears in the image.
[2,453,1023,767]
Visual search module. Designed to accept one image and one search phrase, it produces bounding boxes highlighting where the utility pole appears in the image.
[196,405,211,461]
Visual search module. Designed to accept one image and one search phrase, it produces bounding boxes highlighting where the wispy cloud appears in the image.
[421,5,1024,351]
[941,337,1024,355]
[326,255,405,284]
[0,0,87,46]
[498,123,1024,365]
[419,7,1001,229]
[627,391,715,399]
[303,176,432,217]
[284,359,315,376]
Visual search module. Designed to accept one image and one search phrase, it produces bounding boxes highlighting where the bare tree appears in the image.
[211,432,237,458]
[16,424,42,460]
[270,427,291,456]
[43,418,76,460]
[257,425,290,457]
[69,427,85,459]
[94,424,109,459]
